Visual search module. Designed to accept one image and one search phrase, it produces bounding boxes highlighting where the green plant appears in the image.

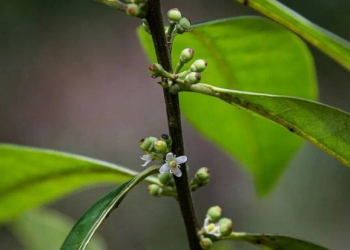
[2,0,350,249]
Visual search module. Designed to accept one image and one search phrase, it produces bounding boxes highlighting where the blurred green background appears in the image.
[1,0,350,249]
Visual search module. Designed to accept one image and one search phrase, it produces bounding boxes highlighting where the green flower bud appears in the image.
[185,72,201,84]
[139,137,157,151]
[148,184,162,196]
[158,172,172,185]
[207,206,222,222]
[126,4,140,17]
[175,24,185,34]
[219,218,233,236]
[149,63,164,77]
[200,238,212,249]
[180,48,194,63]
[167,8,182,22]
[161,134,172,146]
[190,59,208,73]
[179,17,191,31]
[154,140,168,153]
[196,167,210,183]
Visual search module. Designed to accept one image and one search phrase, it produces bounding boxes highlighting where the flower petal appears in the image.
[175,156,187,165]
[171,167,182,177]
[159,163,170,173]
[141,159,151,167]
[166,152,175,161]
[140,155,149,160]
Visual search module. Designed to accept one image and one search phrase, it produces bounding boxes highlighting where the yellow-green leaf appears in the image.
[234,0,350,72]
[0,144,158,223]
[138,17,317,195]
[61,166,159,250]
[221,232,328,249]
[179,83,350,169]
[11,208,106,250]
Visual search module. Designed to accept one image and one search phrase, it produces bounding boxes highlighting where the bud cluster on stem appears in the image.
[149,47,208,89]
[198,206,234,249]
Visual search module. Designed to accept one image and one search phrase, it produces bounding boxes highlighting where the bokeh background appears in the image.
[1,0,350,249]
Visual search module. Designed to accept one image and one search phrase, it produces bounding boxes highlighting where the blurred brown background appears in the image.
[1,0,350,249]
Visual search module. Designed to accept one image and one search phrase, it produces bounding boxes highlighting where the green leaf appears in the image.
[0,143,158,223]
[234,0,350,72]
[11,208,106,250]
[179,83,350,169]
[138,17,317,195]
[61,166,159,250]
[221,232,329,250]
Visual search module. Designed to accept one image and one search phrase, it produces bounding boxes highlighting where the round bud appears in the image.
[139,137,157,151]
[149,63,164,77]
[219,218,233,236]
[126,4,140,17]
[161,134,172,146]
[158,172,172,185]
[148,184,162,196]
[196,167,210,183]
[207,206,222,222]
[185,72,201,84]
[154,140,168,153]
[179,18,191,30]
[175,24,185,34]
[167,8,182,22]
[200,238,212,249]
[180,48,194,63]
[190,59,208,73]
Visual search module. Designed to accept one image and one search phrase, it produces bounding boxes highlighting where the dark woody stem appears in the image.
[145,0,201,249]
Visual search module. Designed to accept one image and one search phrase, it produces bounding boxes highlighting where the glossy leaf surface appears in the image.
[181,83,350,169]
[11,208,106,250]
[222,232,329,250]
[235,0,350,72]
[61,166,159,250]
[138,17,317,194]
[0,144,157,223]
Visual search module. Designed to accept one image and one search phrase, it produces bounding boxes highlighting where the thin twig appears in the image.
[145,0,201,249]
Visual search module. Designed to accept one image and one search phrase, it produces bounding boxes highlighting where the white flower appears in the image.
[159,152,187,177]
[141,154,153,167]
[203,216,221,237]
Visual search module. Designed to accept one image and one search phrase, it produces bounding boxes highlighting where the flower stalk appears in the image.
[145,0,201,249]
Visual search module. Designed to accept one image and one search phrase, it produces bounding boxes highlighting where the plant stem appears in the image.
[94,0,127,12]
[145,1,201,249]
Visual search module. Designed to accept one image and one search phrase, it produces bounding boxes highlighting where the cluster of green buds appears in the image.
[148,48,208,87]
[147,172,177,197]
[166,8,192,38]
[190,167,210,191]
[140,134,172,167]
[176,48,208,84]
[199,206,233,249]
[140,134,172,154]
[125,0,146,17]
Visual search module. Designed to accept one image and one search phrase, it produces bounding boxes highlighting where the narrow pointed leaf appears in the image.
[61,166,159,250]
[0,144,158,223]
[11,208,106,250]
[234,0,350,72]
[138,17,317,195]
[221,232,329,250]
[180,83,350,168]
